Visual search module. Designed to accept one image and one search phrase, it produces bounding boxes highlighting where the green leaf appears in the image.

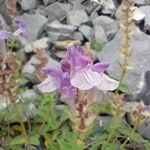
[57,130,84,150]
[92,103,112,115]
[118,125,131,136]
[91,41,104,51]
[101,142,118,150]
[118,83,131,95]
[17,74,29,85]
[10,135,40,146]
[108,116,122,131]
[145,142,150,150]
[89,134,108,149]
[128,131,145,143]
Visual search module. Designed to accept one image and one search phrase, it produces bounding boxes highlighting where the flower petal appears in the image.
[0,30,14,40]
[42,67,62,78]
[71,69,101,90]
[15,18,29,40]
[38,76,57,93]
[96,74,119,91]
[76,55,91,69]
[92,62,110,73]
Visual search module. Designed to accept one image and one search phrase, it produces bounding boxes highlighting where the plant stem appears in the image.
[106,129,115,143]
[121,126,136,148]
[12,101,27,136]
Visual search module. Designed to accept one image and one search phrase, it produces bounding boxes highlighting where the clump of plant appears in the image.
[38,45,119,135]
[1,0,150,150]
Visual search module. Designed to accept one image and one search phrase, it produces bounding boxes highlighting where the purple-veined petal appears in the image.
[38,76,57,93]
[0,30,14,40]
[42,67,62,89]
[92,62,110,73]
[71,69,101,90]
[76,55,91,70]
[96,74,119,91]
[67,46,84,64]
[67,46,83,58]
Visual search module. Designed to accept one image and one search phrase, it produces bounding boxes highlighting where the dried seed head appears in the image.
[110,94,125,117]
[6,0,16,19]
[0,52,21,102]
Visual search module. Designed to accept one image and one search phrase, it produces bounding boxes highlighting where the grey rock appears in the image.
[90,11,99,21]
[92,16,118,40]
[137,71,150,105]
[68,0,84,10]
[56,51,67,59]
[79,25,95,41]
[0,0,4,4]
[22,56,39,82]
[101,0,116,12]
[48,32,72,42]
[0,89,37,110]
[24,38,50,53]
[22,13,48,41]
[46,56,59,67]
[96,116,112,128]
[140,6,150,31]
[72,32,84,41]
[47,20,77,35]
[134,0,146,5]
[23,55,58,82]
[42,0,55,5]
[0,14,10,30]
[54,1,72,14]
[94,26,108,44]
[98,28,150,100]
[17,0,37,11]
[83,0,99,14]
[18,89,37,100]
[43,2,66,22]
[101,9,113,15]
[67,10,89,26]
[138,118,150,139]
[145,0,150,4]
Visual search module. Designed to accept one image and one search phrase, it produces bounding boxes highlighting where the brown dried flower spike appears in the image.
[0,52,20,102]
[6,0,16,19]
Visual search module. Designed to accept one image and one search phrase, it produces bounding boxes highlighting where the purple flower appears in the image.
[66,46,119,91]
[38,46,119,99]
[0,19,29,56]
[14,18,29,40]
[38,66,77,99]
[70,62,119,91]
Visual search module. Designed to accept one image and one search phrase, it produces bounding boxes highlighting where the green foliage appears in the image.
[10,135,40,146]
[17,74,29,85]
[35,95,68,131]
[92,103,112,115]
[91,41,104,51]
[118,83,131,95]
[57,129,84,150]
[6,39,21,51]
[1,93,150,150]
